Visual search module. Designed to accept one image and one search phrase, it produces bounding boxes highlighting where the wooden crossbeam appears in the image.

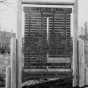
[22,1,74,6]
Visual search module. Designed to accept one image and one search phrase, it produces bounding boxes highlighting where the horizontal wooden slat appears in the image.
[24,7,72,69]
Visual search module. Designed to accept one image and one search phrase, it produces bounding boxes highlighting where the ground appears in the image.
[23,77,73,88]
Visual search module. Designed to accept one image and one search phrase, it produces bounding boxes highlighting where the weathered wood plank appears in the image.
[78,38,85,87]
[17,0,22,88]
[72,0,78,87]
[6,66,11,88]
[10,37,16,88]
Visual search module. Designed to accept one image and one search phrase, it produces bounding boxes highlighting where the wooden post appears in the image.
[6,37,16,88]
[73,0,78,87]
[79,23,88,87]
[17,0,22,88]
[6,66,11,88]
[84,22,88,86]
[78,27,85,87]
[10,37,16,88]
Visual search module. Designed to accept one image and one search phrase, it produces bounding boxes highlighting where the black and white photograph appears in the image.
[0,0,88,88]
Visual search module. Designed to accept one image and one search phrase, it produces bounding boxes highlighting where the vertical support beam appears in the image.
[84,22,88,86]
[79,27,85,87]
[79,38,85,87]
[73,0,78,87]
[11,37,16,88]
[47,17,49,42]
[17,0,22,88]
[46,17,49,63]
[6,66,11,88]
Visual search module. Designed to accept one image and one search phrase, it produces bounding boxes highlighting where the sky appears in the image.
[0,0,88,33]
[0,0,17,32]
[78,0,88,27]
